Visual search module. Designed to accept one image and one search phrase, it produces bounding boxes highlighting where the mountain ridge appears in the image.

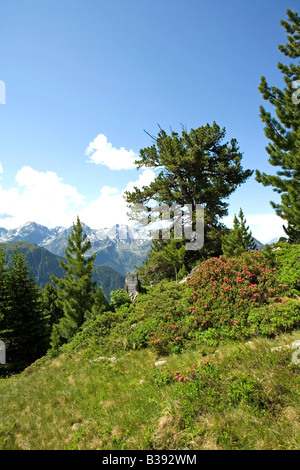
[0,222,268,275]
[0,241,125,300]
[0,222,152,275]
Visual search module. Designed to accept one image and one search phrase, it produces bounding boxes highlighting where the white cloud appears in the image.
[85,134,138,170]
[0,162,3,173]
[0,164,156,230]
[124,169,156,193]
[0,166,85,229]
[78,169,156,228]
[0,162,288,245]
[221,213,287,244]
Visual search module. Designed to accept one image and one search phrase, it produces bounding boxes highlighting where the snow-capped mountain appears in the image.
[0,222,65,246]
[0,222,151,274]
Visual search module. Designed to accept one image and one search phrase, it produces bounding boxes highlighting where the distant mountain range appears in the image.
[0,222,268,296]
[0,222,152,275]
[253,238,264,250]
[0,241,125,300]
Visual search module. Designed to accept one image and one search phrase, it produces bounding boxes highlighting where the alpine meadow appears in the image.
[0,3,299,452]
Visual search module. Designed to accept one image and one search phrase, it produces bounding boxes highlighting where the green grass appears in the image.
[1,245,299,450]
[0,330,299,450]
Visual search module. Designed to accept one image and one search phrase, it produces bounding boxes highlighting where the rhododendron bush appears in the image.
[185,251,289,339]
[146,250,300,353]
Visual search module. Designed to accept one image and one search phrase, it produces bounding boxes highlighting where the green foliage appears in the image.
[60,244,299,356]
[173,362,225,417]
[92,286,110,315]
[247,301,300,336]
[125,122,252,223]
[178,264,188,280]
[0,241,66,289]
[42,283,64,327]
[0,249,50,374]
[51,217,96,348]
[0,241,125,301]
[61,310,122,354]
[260,244,277,268]
[255,9,300,240]
[272,243,300,293]
[227,375,266,408]
[1,335,299,450]
[110,288,132,310]
[125,123,252,268]
[138,239,186,283]
[222,208,256,256]
[151,368,173,386]
[187,251,289,339]
[132,281,190,324]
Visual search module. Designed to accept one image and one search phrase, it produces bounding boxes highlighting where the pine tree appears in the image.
[0,249,8,363]
[125,123,253,227]
[0,249,6,324]
[125,122,252,272]
[42,283,64,327]
[137,238,186,283]
[0,250,49,374]
[91,285,109,316]
[222,209,256,257]
[51,216,96,346]
[255,9,300,242]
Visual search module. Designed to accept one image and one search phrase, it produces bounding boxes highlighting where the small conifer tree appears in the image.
[91,285,109,315]
[222,209,256,257]
[51,216,96,347]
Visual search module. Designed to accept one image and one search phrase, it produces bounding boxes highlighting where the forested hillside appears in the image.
[0,241,125,300]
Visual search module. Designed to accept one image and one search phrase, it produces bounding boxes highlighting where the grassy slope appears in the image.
[0,330,299,450]
[0,243,299,450]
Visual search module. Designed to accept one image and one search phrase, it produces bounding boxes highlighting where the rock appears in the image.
[150,280,160,287]
[129,291,139,304]
[154,360,167,366]
[277,237,288,243]
[270,340,300,352]
[186,263,204,282]
[125,273,140,295]
[72,423,81,431]
[90,356,117,364]
[292,349,300,365]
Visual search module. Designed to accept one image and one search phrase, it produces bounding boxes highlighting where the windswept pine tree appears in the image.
[50,217,96,349]
[222,209,256,257]
[125,122,253,271]
[255,9,300,243]
[125,123,253,226]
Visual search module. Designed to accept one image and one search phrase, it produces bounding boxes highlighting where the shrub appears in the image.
[273,243,300,294]
[133,280,190,323]
[247,300,300,337]
[186,251,289,337]
[173,361,225,416]
[110,289,132,310]
[227,375,266,408]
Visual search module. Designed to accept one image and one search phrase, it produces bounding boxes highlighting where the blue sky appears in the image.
[0,0,298,242]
